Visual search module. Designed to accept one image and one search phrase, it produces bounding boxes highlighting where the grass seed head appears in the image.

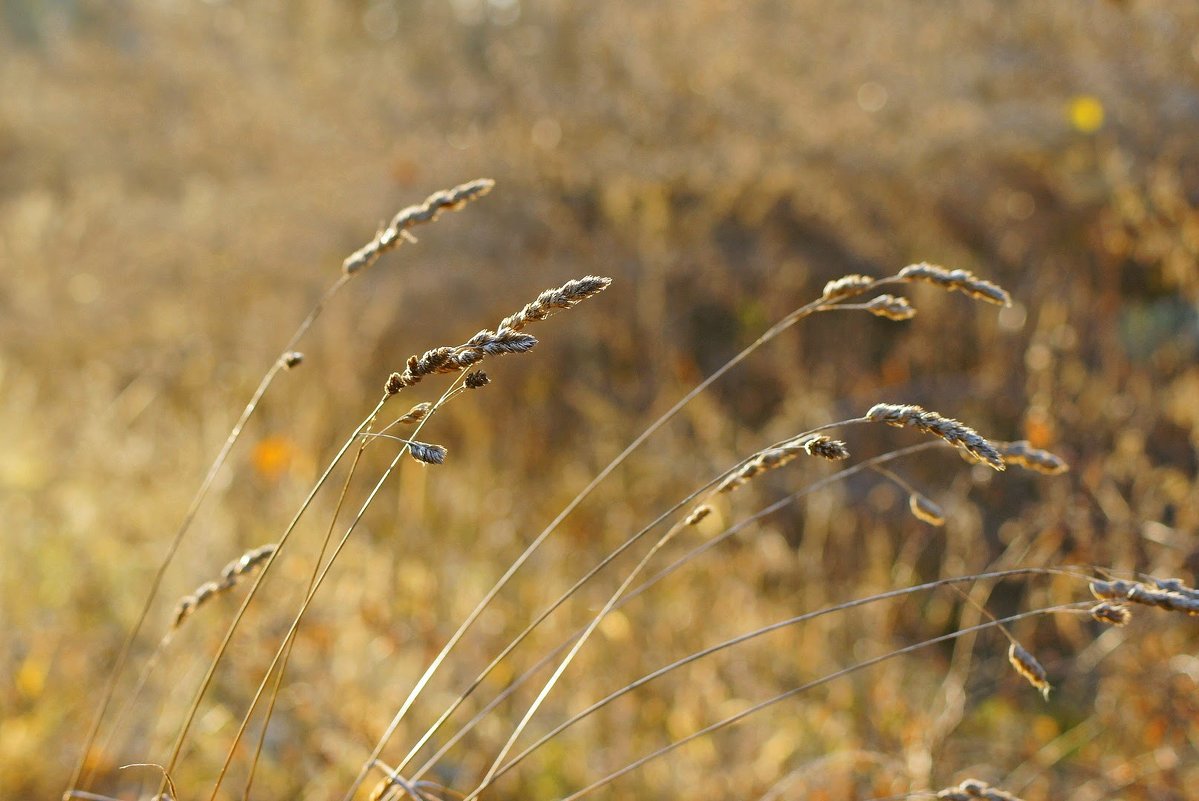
[997,440,1069,474]
[821,274,875,301]
[897,262,1012,307]
[866,403,1005,470]
[1008,642,1051,700]
[865,294,917,321]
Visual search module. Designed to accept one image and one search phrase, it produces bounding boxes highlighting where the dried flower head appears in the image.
[398,403,432,426]
[997,441,1069,475]
[866,403,1005,471]
[865,294,917,321]
[684,505,713,527]
[1090,602,1131,626]
[343,179,495,274]
[408,441,448,466]
[280,351,304,369]
[464,370,490,389]
[1007,643,1051,700]
[897,262,1011,307]
[821,274,876,301]
[385,372,404,396]
[908,493,946,526]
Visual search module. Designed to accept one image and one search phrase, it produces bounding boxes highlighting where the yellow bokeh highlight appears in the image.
[1069,95,1105,133]
[252,435,295,480]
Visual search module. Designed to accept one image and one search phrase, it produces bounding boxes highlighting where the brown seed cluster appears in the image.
[864,294,917,321]
[897,262,1012,307]
[866,403,1005,471]
[996,440,1069,475]
[464,370,491,389]
[342,179,495,274]
[716,436,850,494]
[1090,601,1132,626]
[1007,643,1051,700]
[821,274,876,301]
[937,778,1023,801]
[385,276,611,395]
[172,544,277,629]
[1090,578,1199,615]
[398,402,432,426]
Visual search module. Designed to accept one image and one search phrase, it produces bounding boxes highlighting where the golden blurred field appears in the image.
[3,2,1199,800]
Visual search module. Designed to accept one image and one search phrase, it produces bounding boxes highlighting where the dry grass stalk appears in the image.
[866,403,1005,471]
[1007,642,1051,700]
[909,493,946,526]
[937,778,1023,800]
[821,274,876,301]
[279,351,304,369]
[342,179,495,275]
[865,294,917,321]
[716,436,850,495]
[997,440,1069,474]
[1090,601,1132,626]
[171,545,277,629]
[897,262,1012,307]
[1089,578,1199,615]
[385,276,612,394]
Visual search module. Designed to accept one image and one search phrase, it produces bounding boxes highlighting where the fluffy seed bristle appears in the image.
[342,179,495,274]
[408,441,448,465]
[897,262,1012,307]
[865,403,1005,471]
[1090,602,1131,626]
[1007,643,1051,700]
[997,441,1069,475]
[821,274,876,301]
[398,403,432,426]
[908,494,945,526]
[865,294,917,321]
[280,351,304,369]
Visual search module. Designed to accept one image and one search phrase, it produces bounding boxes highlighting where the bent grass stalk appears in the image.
[387,429,853,784]
[406,442,947,782]
[551,603,1088,801]
[487,569,1093,787]
[204,276,609,799]
[342,276,910,799]
[66,179,495,798]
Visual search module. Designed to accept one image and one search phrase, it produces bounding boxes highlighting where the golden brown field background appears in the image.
[3,1,1199,799]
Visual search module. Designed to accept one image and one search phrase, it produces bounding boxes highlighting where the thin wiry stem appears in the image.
[551,603,1090,801]
[408,442,946,782]
[479,571,1092,794]
[66,272,349,796]
[205,376,465,801]
[157,394,390,793]
[340,281,901,800]
[386,423,854,784]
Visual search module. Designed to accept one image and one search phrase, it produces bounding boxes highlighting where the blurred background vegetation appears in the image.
[2,1,1198,799]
